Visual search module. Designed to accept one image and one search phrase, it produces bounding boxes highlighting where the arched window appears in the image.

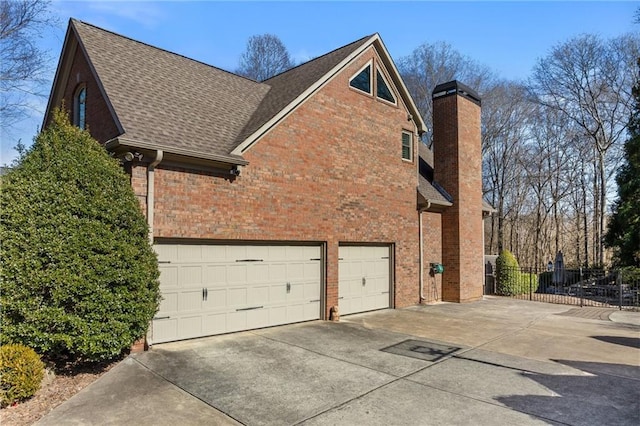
[74,86,86,129]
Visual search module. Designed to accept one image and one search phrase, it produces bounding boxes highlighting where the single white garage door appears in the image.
[338,245,391,315]
[152,244,322,344]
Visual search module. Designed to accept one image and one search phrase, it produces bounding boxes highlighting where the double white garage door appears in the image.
[152,243,390,344]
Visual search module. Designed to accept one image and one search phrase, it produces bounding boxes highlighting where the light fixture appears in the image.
[122,151,143,162]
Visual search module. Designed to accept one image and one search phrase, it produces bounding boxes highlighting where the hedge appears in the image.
[495,250,539,295]
[0,109,160,362]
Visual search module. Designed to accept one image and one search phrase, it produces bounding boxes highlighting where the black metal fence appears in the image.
[486,266,640,310]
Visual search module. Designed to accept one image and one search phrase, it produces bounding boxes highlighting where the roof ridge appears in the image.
[263,34,376,83]
[70,18,263,85]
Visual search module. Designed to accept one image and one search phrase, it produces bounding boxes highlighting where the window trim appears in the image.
[375,66,397,105]
[73,85,87,130]
[401,131,413,162]
[348,60,373,95]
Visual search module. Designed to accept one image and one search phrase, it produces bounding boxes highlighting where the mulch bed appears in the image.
[0,358,121,426]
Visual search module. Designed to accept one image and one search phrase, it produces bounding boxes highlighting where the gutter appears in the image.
[106,137,248,166]
[147,150,163,243]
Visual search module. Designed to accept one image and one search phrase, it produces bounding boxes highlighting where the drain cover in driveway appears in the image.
[381,339,462,362]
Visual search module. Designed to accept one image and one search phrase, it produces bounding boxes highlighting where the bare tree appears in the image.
[1,0,56,128]
[236,34,294,82]
[529,33,640,266]
[481,80,532,255]
[398,41,495,146]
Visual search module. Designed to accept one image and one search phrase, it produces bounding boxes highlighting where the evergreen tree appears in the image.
[0,109,160,361]
[605,59,640,267]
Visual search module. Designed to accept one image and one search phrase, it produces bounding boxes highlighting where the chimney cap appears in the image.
[432,80,481,105]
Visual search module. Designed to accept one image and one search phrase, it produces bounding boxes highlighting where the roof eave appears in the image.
[42,20,76,130]
[371,35,427,134]
[417,193,453,213]
[106,137,249,166]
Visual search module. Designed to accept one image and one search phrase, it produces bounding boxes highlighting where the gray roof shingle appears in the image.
[72,20,373,160]
[73,20,270,158]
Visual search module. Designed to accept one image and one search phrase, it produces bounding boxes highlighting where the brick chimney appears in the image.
[432,81,483,303]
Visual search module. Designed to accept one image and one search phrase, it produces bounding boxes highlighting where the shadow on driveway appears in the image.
[496,360,640,426]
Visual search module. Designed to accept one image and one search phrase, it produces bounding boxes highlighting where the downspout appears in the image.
[147,150,163,243]
[419,201,430,302]
[482,212,486,295]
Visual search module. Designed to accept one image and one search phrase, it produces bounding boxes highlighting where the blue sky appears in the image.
[1,0,638,164]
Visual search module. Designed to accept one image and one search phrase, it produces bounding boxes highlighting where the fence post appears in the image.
[579,267,583,308]
[617,271,622,310]
[529,267,532,301]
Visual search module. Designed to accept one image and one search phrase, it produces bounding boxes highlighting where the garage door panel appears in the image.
[227,311,247,333]
[286,304,303,321]
[205,265,227,286]
[159,265,178,283]
[180,266,203,286]
[304,262,320,279]
[247,308,269,328]
[153,244,322,344]
[269,285,286,304]
[270,306,287,324]
[227,245,248,260]
[180,315,203,339]
[339,245,390,316]
[304,302,321,319]
[177,245,203,262]
[269,263,287,281]
[248,285,270,305]
[158,292,178,313]
[228,287,247,307]
[155,244,177,262]
[178,290,204,312]
[286,263,304,280]
[227,264,247,283]
[153,318,177,342]
[201,244,226,261]
[207,289,227,308]
[303,282,319,299]
[247,263,269,283]
[203,313,226,335]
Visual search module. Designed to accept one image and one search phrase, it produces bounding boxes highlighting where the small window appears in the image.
[349,63,371,94]
[376,69,396,104]
[402,131,413,161]
[74,86,86,130]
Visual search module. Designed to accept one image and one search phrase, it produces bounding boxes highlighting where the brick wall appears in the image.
[422,212,442,303]
[144,48,421,317]
[55,44,120,143]
[432,84,483,303]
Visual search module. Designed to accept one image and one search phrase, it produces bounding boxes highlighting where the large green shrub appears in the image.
[0,109,160,362]
[495,250,538,295]
[496,250,518,295]
[0,344,45,407]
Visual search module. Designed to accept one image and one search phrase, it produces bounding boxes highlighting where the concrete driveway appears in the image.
[37,297,640,425]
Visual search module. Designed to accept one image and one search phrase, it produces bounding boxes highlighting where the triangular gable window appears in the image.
[349,63,371,94]
[376,69,396,104]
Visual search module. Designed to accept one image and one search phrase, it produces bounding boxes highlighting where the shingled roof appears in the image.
[69,20,269,163]
[57,20,376,164]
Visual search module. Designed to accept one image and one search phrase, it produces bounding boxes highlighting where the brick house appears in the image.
[45,19,490,345]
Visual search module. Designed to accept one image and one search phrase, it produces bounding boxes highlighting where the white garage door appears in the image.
[338,245,391,315]
[152,244,322,344]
